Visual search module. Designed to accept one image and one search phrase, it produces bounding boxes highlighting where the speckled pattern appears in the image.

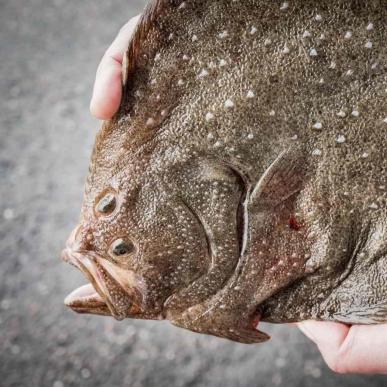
[64,0,387,344]
[0,0,386,386]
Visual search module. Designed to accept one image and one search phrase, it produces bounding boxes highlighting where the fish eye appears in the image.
[95,192,116,215]
[110,238,135,258]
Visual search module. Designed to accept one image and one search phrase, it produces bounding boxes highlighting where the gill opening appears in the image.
[220,162,251,260]
[180,197,213,268]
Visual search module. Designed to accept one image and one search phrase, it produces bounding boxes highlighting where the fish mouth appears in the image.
[64,283,110,316]
[61,236,146,321]
[61,248,117,318]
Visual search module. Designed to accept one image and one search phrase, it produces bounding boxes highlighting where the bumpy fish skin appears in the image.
[63,0,387,343]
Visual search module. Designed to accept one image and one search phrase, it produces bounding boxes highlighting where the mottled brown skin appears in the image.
[62,0,387,344]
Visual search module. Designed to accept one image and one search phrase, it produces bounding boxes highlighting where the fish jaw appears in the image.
[61,223,166,321]
[61,241,153,320]
[61,248,116,318]
[64,283,111,316]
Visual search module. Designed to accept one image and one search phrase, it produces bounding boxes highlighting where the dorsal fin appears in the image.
[120,0,186,107]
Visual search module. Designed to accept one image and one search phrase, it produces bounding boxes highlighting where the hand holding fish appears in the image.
[298,321,387,374]
[90,15,141,120]
[82,2,387,374]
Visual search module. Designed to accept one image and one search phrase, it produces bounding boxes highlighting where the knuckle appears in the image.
[329,356,349,374]
[328,331,356,374]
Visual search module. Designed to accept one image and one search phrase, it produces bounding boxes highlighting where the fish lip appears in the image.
[63,284,111,316]
[61,248,123,320]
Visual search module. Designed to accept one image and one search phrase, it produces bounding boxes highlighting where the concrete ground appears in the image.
[0,1,385,386]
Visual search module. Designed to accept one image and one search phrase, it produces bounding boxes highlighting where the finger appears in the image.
[298,321,387,374]
[331,324,387,374]
[297,320,350,346]
[298,320,350,371]
[90,15,141,120]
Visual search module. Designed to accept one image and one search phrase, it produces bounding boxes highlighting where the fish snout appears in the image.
[65,224,94,253]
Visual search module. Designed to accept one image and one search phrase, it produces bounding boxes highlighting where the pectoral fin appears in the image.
[250,147,307,211]
[168,301,270,344]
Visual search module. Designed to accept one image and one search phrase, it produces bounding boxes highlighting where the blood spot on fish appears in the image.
[289,215,302,231]
[251,314,261,329]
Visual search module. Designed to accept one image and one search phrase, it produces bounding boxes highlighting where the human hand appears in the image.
[90,15,141,120]
[298,320,387,374]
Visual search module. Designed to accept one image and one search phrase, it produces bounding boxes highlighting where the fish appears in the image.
[62,0,387,344]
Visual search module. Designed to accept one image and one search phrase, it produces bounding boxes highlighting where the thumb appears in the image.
[90,15,141,120]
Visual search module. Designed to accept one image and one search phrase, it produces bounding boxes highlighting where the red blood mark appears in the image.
[251,314,261,329]
[289,215,302,231]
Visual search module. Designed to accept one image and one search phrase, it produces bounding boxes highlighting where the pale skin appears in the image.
[90,15,387,375]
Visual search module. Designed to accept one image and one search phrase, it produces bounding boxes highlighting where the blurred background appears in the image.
[0,0,386,386]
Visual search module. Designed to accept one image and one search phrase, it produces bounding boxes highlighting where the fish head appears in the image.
[62,141,210,321]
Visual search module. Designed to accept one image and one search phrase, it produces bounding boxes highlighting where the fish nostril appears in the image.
[66,225,81,249]
[67,225,93,252]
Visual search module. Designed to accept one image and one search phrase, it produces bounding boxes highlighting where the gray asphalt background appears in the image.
[0,1,386,386]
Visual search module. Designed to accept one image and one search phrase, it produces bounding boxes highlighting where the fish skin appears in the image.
[62,0,387,343]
